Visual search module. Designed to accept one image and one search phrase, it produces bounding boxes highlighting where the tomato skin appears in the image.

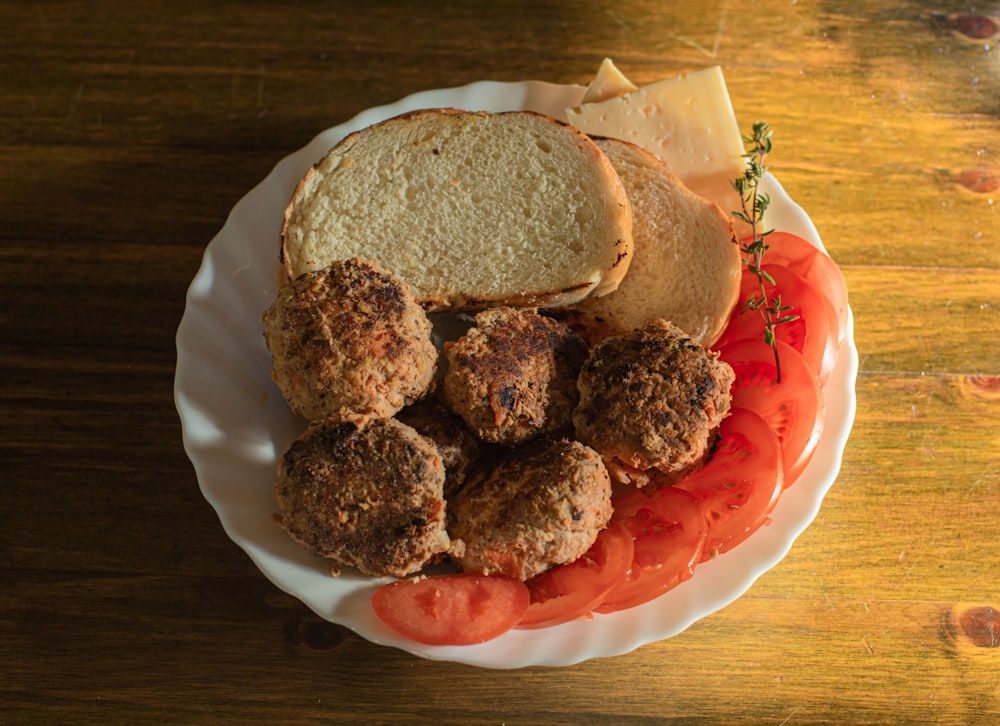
[675,407,784,561]
[719,338,825,487]
[517,519,634,629]
[595,486,707,613]
[754,231,849,344]
[716,263,839,384]
[372,574,529,645]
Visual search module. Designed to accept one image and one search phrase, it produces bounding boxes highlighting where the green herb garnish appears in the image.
[732,121,798,382]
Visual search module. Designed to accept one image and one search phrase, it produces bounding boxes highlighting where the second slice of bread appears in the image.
[281,109,633,311]
[567,137,741,347]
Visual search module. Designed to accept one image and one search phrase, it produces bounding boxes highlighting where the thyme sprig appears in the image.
[732,121,797,382]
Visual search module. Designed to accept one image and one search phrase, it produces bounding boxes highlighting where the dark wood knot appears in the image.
[952,15,999,40]
[929,13,999,40]
[941,603,1000,650]
[960,606,999,648]
[303,620,349,651]
[955,169,999,194]
[962,375,1000,401]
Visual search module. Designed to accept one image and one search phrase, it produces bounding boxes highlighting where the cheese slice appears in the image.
[580,58,638,104]
[567,66,746,219]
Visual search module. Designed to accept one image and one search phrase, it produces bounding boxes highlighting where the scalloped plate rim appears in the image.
[174,79,858,669]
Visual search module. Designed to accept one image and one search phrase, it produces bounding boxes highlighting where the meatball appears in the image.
[273,417,449,577]
[396,392,480,500]
[447,438,612,580]
[263,257,437,423]
[442,307,588,446]
[573,319,734,487]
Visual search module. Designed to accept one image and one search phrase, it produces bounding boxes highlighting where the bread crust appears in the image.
[567,136,741,347]
[280,109,633,311]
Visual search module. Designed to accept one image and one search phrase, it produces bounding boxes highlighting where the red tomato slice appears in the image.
[675,407,784,561]
[516,519,634,629]
[372,574,529,645]
[716,263,839,384]
[753,231,849,344]
[719,338,825,487]
[594,487,707,613]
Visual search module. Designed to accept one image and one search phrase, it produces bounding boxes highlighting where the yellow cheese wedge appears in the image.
[580,58,638,104]
[567,66,746,218]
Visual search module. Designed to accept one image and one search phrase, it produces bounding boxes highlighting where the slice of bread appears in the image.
[565,137,741,347]
[281,109,633,311]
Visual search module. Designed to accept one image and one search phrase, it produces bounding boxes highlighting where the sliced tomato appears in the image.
[372,573,529,645]
[675,407,783,561]
[594,487,707,613]
[719,338,825,487]
[516,519,633,629]
[716,263,839,384]
[753,231,849,343]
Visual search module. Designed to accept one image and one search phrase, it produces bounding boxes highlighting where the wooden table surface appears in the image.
[3,1,998,723]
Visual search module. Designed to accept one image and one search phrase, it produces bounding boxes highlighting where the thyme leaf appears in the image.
[731,121,798,382]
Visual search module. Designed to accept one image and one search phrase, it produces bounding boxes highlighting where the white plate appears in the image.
[174,80,858,669]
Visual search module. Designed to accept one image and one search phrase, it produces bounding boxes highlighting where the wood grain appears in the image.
[2,0,998,724]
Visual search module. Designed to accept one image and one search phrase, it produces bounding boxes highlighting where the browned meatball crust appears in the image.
[396,392,480,500]
[442,307,588,446]
[273,418,449,577]
[573,319,734,487]
[447,438,612,580]
[263,257,437,423]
